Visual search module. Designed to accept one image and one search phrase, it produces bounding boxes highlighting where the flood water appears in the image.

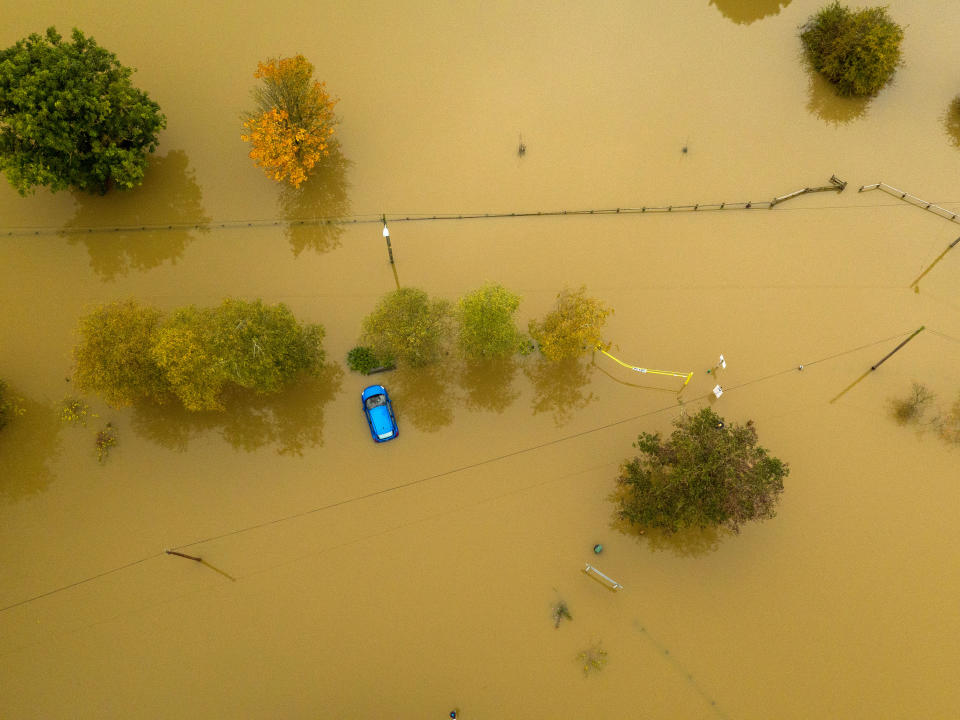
[2,1,960,717]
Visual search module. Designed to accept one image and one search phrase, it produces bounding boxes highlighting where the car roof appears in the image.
[361,384,388,401]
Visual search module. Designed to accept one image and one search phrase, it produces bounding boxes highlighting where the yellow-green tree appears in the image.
[800,3,903,97]
[360,288,453,368]
[74,299,325,411]
[528,286,613,362]
[73,300,168,406]
[241,55,338,187]
[456,283,522,359]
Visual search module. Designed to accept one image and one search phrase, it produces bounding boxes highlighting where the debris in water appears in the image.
[517,134,526,157]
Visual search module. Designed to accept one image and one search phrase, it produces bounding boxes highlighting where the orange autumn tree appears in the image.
[241,55,338,187]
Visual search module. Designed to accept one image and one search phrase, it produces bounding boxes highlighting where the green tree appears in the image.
[800,2,904,97]
[456,283,522,359]
[528,286,613,362]
[73,299,325,411]
[73,300,168,407]
[0,27,166,195]
[360,287,452,368]
[614,408,788,534]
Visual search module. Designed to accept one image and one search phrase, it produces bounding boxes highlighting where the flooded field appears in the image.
[2,1,959,717]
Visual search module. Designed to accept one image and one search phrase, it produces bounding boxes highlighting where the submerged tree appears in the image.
[614,408,788,534]
[800,2,904,97]
[74,299,326,411]
[0,27,166,195]
[456,283,523,360]
[528,286,613,362]
[241,55,338,188]
[0,379,25,431]
[360,287,453,368]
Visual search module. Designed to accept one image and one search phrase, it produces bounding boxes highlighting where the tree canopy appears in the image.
[73,300,168,407]
[456,283,522,359]
[360,287,452,368]
[800,2,904,97]
[528,286,613,362]
[0,27,166,195]
[241,55,338,187]
[73,299,326,411]
[614,408,788,534]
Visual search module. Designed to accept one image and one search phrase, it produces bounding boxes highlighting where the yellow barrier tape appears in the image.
[597,347,693,386]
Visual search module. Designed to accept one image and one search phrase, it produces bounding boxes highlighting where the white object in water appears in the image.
[382,225,390,238]
[713,384,724,398]
[718,354,726,369]
[584,563,623,591]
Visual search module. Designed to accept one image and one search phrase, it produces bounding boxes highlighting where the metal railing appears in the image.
[859,182,960,224]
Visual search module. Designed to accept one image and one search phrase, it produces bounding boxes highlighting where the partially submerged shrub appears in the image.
[346,346,383,374]
[577,642,608,675]
[800,2,904,97]
[946,96,960,149]
[936,393,960,445]
[552,600,573,629]
[95,423,117,462]
[60,396,97,426]
[890,383,934,424]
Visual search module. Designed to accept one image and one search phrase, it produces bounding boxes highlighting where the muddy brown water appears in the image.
[2,1,959,717]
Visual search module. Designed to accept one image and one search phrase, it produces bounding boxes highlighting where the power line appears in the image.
[3,190,955,239]
[0,327,919,615]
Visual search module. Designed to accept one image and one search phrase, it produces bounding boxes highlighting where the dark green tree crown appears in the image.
[0,27,166,195]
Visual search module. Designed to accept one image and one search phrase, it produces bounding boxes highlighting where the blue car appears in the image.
[361,384,399,442]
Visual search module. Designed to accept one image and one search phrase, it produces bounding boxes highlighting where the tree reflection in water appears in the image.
[709,0,791,25]
[459,357,519,414]
[388,364,456,432]
[62,150,210,281]
[806,68,870,125]
[278,142,351,257]
[0,392,60,502]
[524,356,596,427]
[610,512,725,558]
[131,363,342,455]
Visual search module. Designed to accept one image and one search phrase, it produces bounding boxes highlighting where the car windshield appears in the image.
[365,394,386,410]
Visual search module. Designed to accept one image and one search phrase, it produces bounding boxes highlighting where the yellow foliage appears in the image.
[241,54,338,188]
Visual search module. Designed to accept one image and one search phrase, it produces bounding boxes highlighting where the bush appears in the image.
[346,346,383,374]
[890,382,934,424]
[800,2,904,97]
[0,27,166,194]
[614,408,788,534]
